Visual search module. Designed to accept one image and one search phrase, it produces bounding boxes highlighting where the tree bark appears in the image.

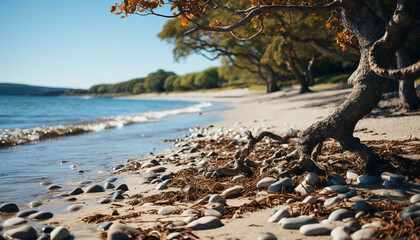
[396,47,420,110]
[266,67,280,93]
[286,48,310,94]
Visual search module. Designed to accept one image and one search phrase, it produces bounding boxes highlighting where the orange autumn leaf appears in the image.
[181,16,191,26]
[209,19,223,27]
[110,5,117,14]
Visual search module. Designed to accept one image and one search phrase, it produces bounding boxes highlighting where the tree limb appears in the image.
[306,39,360,62]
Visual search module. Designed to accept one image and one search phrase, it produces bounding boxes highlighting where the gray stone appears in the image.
[181,209,197,216]
[346,170,359,181]
[104,182,115,189]
[160,175,170,181]
[267,178,292,193]
[150,179,162,184]
[69,187,84,195]
[337,189,357,199]
[29,211,54,220]
[353,200,371,212]
[410,194,420,204]
[107,231,130,240]
[208,194,226,205]
[280,216,318,229]
[344,220,360,232]
[321,185,350,194]
[108,222,136,235]
[205,172,213,179]
[54,193,70,198]
[357,175,381,184]
[331,226,351,240]
[186,216,223,230]
[79,180,91,185]
[155,179,170,190]
[64,197,77,202]
[116,184,128,192]
[99,198,111,204]
[112,192,125,201]
[68,204,83,212]
[85,184,105,193]
[3,225,37,240]
[295,183,314,195]
[145,166,166,173]
[28,201,42,208]
[0,202,19,213]
[257,232,277,240]
[351,229,376,240]
[97,222,113,231]
[112,164,124,171]
[183,216,196,223]
[17,209,38,218]
[257,177,277,189]
[232,175,246,182]
[106,177,118,182]
[37,234,49,240]
[362,222,382,229]
[267,208,290,223]
[302,196,317,204]
[47,185,61,191]
[381,172,405,183]
[331,174,346,185]
[40,181,52,185]
[50,226,70,240]
[383,180,400,189]
[4,217,28,227]
[355,211,368,219]
[167,232,182,240]
[328,209,353,221]
[158,206,176,215]
[42,226,55,234]
[300,223,333,236]
[324,197,343,207]
[305,172,319,186]
[221,185,243,198]
[204,209,223,218]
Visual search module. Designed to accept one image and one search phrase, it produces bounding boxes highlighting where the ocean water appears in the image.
[0,96,224,205]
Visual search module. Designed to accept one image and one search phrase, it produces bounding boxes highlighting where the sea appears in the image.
[0,95,225,205]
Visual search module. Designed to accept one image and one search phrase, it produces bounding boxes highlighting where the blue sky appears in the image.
[0,0,219,89]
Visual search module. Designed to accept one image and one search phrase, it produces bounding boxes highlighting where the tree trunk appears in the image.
[286,48,310,94]
[396,47,420,110]
[266,67,280,93]
[306,54,316,86]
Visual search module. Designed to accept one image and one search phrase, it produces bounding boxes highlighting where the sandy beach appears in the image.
[1,85,419,240]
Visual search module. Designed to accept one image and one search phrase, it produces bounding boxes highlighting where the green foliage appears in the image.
[144,69,175,92]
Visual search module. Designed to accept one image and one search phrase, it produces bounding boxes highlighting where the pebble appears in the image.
[353,200,371,212]
[79,180,91,185]
[205,172,213,179]
[107,231,130,240]
[295,183,314,195]
[155,179,170,190]
[299,223,333,236]
[28,201,42,208]
[183,216,196,223]
[97,222,113,231]
[232,175,246,182]
[116,184,129,192]
[145,166,166,173]
[186,216,223,230]
[150,179,162,184]
[380,172,405,183]
[69,187,84,195]
[328,209,353,221]
[85,184,105,193]
[204,209,223,218]
[357,175,381,184]
[337,189,356,199]
[112,192,125,201]
[108,222,136,235]
[267,178,292,193]
[208,194,226,205]
[54,193,70,198]
[181,209,197,216]
[305,172,319,186]
[68,204,83,212]
[104,182,115,189]
[16,209,38,218]
[257,177,277,189]
[50,226,70,240]
[268,208,290,222]
[29,211,54,220]
[99,198,111,204]
[280,215,318,229]
[160,175,170,181]
[411,194,420,204]
[330,174,346,185]
[331,226,351,240]
[106,177,118,183]
[42,226,55,234]
[351,228,376,240]
[344,219,360,232]
[362,221,382,229]
[38,234,49,240]
[40,182,52,186]
[321,185,350,194]
[383,180,400,189]
[3,225,37,240]
[302,196,317,204]
[0,202,19,213]
[167,232,182,240]
[158,206,176,215]
[64,197,77,202]
[3,217,28,227]
[47,185,62,191]
[346,170,359,181]
[221,185,243,198]
[324,197,343,207]
[257,232,277,240]
[112,164,124,171]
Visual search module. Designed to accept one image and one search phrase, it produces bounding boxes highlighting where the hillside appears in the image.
[0,83,70,96]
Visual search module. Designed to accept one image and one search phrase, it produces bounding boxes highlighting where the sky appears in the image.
[0,0,220,89]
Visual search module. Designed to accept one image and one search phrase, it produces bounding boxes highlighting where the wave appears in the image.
[0,102,212,147]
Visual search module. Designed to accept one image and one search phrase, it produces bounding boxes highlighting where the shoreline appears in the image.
[1,86,419,239]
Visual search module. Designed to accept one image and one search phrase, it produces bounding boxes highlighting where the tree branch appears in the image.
[306,39,360,62]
